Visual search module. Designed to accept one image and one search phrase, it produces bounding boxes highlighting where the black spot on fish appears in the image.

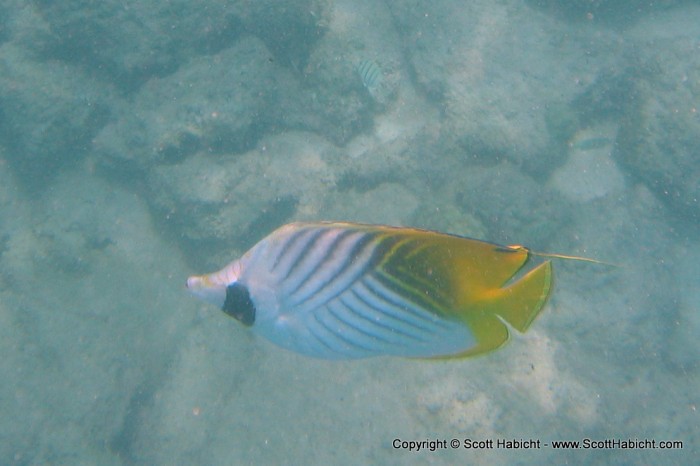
[223,283,256,326]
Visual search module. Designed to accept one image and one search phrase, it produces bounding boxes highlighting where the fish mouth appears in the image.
[186,275,226,308]
[186,275,208,290]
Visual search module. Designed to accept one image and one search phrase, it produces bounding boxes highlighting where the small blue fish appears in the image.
[187,222,556,360]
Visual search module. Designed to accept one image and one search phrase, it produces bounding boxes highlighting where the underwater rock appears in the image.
[14,0,328,94]
[22,0,242,89]
[0,167,193,465]
[297,0,403,144]
[666,246,700,372]
[94,36,278,171]
[411,204,487,241]
[453,162,567,247]
[526,0,689,26]
[125,318,249,465]
[389,0,617,175]
[416,380,500,435]
[147,131,341,268]
[326,182,419,226]
[613,8,700,220]
[236,0,329,69]
[550,124,625,202]
[0,44,111,190]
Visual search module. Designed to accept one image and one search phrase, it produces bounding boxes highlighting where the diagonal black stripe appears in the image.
[377,239,452,311]
[348,288,429,340]
[281,228,327,281]
[340,292,425,343]
[271,226,310,271]
[313,310,374,354]
[328,300,393,345]
[363,275,451,329]
[291,231,379,307]
[372,269,447,320]
[307,317,344,357]
[288,228,357,297]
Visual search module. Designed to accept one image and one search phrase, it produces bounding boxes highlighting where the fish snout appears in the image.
[186,275,206,290]
[186,274,227,308]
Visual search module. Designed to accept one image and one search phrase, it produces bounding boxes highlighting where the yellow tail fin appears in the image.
[492,260,553,333]
[453,260,552,359]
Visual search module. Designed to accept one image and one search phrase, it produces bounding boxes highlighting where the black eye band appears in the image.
[222,283,256,326]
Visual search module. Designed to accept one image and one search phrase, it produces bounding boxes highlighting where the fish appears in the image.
[186,221,554,360]
[356,59,383,97]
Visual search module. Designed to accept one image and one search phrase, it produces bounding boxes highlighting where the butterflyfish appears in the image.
[186,222,557,360]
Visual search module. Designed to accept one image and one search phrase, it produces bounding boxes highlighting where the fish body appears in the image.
[187,222,552,360]
[356,59,383,98]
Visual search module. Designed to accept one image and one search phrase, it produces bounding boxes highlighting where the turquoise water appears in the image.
[0,1,697,464]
